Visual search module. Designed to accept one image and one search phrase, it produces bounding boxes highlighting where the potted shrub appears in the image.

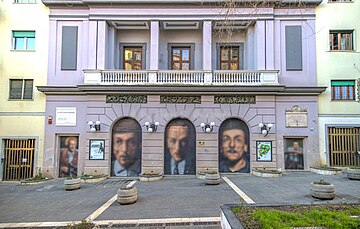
[310,179,335,200]
[346,166,360,180]
[205,171,221,185]
[64,176,81,191]
[21,174,51,186]
[252,168,282,178]
[139,171,163,182]
[80,174,108,183]
[310,165,342,175]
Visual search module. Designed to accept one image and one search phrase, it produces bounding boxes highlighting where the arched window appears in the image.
[111,118,142,176]
[164,118,196,175]
[219,118,250,173]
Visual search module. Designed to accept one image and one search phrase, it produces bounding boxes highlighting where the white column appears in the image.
[265,20,275,70]
[149,21,159,83]
[88,21,97,69]
[203,20,212,84]
[255,20,266,70]
[97,21,106,70]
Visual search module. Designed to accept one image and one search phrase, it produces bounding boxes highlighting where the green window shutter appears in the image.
[13,31,35,38]
[331,81,355,86]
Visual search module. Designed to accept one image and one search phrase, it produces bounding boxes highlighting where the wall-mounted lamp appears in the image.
[88,121,101,132]
[200,122,215,133]
[259,123,273,136]
[145,121,159,132]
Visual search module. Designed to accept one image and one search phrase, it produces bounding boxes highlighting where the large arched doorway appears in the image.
[164,118,196,175]
[219,118,250,173]
[111,118,142,176]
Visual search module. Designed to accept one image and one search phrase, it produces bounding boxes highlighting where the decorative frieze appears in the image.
[106,95,147,103]
[285,105,308,128]
[214,95,256,104]
[160,95,201,104]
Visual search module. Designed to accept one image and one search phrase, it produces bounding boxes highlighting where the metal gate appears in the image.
[328,127,360,166]
[3,139,35,181]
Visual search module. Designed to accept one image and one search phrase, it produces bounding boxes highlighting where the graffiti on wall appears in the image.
[59,136,79,177]
[219,119,250,173]
[164,118,196,175]
[112,118,142,176]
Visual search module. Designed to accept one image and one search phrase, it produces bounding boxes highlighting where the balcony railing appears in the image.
[83,69,279,85]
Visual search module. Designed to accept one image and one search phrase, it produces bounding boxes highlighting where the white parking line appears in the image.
[0,217,221,228]
[85,194,118,222]
[222,176,255,204]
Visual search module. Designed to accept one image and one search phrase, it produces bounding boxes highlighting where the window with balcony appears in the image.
[329,31,354,51]
[9,79,33,100]
[331,80,355,101]
[220,46,240,70]
[119,44,146,70]
[217,44,244,70]
[171,47,191,70]
[12,31,35,50]
[124,47,143,70]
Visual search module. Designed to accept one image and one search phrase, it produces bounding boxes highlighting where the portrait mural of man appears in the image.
[285,139,304,170]
[219,118,250,173]
[164,118,196,175]
[59,136,79,177]
[112,118,142,176]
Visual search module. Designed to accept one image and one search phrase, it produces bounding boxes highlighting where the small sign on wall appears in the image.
[56,107,77,126]
[256,141,272,162]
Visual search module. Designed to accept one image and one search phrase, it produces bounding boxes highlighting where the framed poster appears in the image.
[89,140,105,160]
[256,141,272,162]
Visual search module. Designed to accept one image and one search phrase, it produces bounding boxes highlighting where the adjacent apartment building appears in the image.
[316,0,360,167]
[0,0,49,180]
[38,0,325,178]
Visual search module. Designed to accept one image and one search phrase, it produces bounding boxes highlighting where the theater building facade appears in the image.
[39,0,325,178]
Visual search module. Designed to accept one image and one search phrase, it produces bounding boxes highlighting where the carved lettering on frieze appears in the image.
[106,95,147,103]
[160,95,201,104]
[214,95,256,104]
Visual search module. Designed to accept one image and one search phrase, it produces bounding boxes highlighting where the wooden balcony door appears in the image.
[328,127,360,166]
[3,139,35,180]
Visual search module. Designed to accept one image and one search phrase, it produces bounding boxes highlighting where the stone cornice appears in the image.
[42,0,322,7]
[37,85,326,95]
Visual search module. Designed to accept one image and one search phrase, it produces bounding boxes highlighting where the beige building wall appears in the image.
[0,0,49,179]
[316,0,360,164]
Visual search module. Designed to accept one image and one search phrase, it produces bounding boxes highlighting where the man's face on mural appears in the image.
[167,125,190,162]
[68,139,77,152]
[113,132,137,168]
[222,128,248,162]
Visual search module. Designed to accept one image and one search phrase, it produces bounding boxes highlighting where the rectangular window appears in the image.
[285,26,303,71]
[61,26,78,70]
[331,80,355,100]
[171,47,191,70]
[220,46,240,70]
[9,79,33,100]
[124,47,143,70]
[329,31,353,51]
[14,0,36,3]
[12,31,35,50]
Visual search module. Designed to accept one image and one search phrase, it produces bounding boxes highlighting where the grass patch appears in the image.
[311,166,342,171]
[253,169,282,174]
[233,204,360,229]
[349,166,360,169]
[67,219,94,229]
[80,174,106,179]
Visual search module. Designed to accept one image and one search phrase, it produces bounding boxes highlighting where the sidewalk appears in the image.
[0,172,359,228]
